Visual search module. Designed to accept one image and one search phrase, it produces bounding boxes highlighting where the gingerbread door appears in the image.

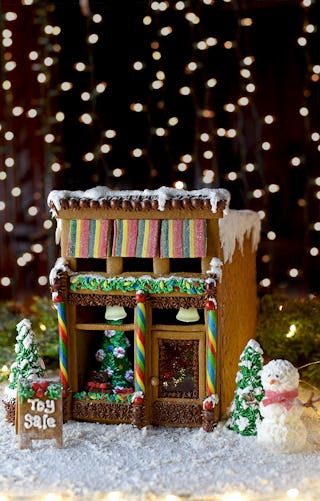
[149,327,206,427]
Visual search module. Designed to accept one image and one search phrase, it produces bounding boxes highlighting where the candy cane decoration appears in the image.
[206,299,217,396]
[57,301,69,389]
[135,291,146,393]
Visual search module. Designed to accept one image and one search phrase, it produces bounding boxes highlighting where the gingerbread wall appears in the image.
[217,236,258,417]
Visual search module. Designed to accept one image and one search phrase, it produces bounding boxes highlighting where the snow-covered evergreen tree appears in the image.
[226,339,264,436]
[8,318,46,391]
[95,322,134,391]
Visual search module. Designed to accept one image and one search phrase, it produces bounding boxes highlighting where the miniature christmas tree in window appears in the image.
[90,305,134,400]
[226,339,264,436]
[8,318,46,391]
[96,324,134,393]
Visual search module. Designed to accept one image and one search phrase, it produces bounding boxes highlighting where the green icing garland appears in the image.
[70,274,205,295]
[73,390,133,404]
[18,381,63,403]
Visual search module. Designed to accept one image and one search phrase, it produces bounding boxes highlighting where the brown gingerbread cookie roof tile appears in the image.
[47,186,230,217]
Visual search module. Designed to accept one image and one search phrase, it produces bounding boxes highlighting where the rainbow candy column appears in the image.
[135,291,147,393]
[57,301,69,389]
[206,299,217,396]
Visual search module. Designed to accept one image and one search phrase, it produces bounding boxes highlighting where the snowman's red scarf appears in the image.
[262,389,299,410]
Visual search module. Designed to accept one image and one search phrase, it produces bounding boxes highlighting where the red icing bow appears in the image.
[262,389,299,411]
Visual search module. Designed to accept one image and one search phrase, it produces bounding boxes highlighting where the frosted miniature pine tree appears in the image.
[95,322,134,391]
[8,318,46,390]
[226,339,264,436]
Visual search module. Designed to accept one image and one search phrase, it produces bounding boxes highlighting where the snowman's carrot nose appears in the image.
[269,379,276,384]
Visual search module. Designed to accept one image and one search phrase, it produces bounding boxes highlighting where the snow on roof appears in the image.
[219,209,261,263]
[47,186,231,215]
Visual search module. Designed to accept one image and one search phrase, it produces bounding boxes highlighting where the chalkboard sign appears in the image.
[16,379,63,449]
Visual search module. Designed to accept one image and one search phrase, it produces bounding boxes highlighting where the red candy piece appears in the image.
[205,300,216,311]
[133,396,144,406]
[204,400,214,411]
[135,291,146,303]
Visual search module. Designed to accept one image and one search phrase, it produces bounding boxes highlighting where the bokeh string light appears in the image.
[0,1,61,298]
[0,0,319,300]
[298,0,320,293]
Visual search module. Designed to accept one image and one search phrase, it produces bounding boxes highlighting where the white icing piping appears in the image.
[49,257,70,285]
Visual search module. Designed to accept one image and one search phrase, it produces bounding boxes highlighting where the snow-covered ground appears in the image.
[0,382,320,501]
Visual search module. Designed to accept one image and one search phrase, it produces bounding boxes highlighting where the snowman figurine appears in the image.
[257,359,307,453]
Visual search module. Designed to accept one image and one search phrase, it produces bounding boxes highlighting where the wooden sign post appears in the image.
[16,379,63,449]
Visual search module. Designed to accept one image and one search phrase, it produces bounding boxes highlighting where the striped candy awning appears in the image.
[112,219,160,257]
[160,219,207,258]
[66,218,206,259]
[136,219,160,257]
[67,219,112,258]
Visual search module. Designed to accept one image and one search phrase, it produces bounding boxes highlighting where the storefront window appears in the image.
[158,339,199,399]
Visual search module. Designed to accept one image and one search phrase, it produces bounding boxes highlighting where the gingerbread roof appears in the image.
[47,186,230,218]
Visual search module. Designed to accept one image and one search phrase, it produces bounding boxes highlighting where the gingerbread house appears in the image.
[47,186,260,430]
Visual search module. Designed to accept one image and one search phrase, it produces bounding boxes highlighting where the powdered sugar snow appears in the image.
[0,383,320,501]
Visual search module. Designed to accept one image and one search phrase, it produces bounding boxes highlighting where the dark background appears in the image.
[0,0,319,301]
